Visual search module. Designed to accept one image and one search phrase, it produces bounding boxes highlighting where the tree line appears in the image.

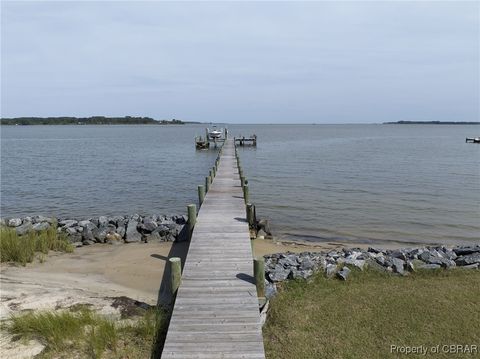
[0,116,185,125]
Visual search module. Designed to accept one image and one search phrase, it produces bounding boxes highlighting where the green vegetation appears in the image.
[0,116,185,125]
[0,224,73,265]
[3,306,169,359]
[264,268,480,359]
[384,121,479,125]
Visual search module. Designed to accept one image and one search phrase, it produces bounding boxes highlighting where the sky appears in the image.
[1,1,479,124]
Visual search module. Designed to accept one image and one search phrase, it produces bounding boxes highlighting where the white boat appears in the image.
[208,126,223,139]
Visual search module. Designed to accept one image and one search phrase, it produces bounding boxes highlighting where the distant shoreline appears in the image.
[0,116,200,126]
[384,121,479,125]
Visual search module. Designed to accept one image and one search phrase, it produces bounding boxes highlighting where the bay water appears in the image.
[1,124,479,246]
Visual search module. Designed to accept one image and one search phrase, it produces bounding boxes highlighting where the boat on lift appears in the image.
[208,126,223,139]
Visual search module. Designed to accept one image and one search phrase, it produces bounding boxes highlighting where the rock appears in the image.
[59,219,78,228]
[268,264,290,282]
[265,282,277,299]
[68,232,82,243]
[32,222,50,232]
[406,260,416,272]
[299,257,315,271]
[336,266,351,281]
[106,232,122,243]
[72,242,83,248]
[462,263,479,270]
[15,222,33,235]
[116,225,126,239]
[143,231,162,242]
[140,218,158,233]
[278,253,298,268]
[325,263,338,278]
[82,239,95,245]
[33,215,53,224]
[98,216,109,227]
[125,219,142,243]
[256,219,272,237]
[417,263,441,270]
[8,218,22,227]
[74,226,84,233]
[82,229,95,242]
[455,253,480,266]
[78,220,97,230]
[0,218,5,226]
[92,227,108,243]
[65,227,77,236]
[391,258,405,275]
[345,258,366,270]
[453,246,480,256]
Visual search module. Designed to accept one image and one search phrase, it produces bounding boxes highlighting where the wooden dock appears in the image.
[161,140,266,358]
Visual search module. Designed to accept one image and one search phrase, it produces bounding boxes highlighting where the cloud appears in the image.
[1,1,478,123]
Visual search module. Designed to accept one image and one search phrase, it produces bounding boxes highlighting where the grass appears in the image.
[0,223,73,265]
[3,306,170,359]
[263,268,480,359]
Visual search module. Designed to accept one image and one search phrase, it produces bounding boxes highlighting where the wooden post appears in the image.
[243,184,249,204]
[206,175,211,192]
[170,257,182,295]
[253,257,265,298]
[198,185,205,206]
[212,166,216,177]
[187,204,197,240]
[246,203,254,227]
[209,169,214,179]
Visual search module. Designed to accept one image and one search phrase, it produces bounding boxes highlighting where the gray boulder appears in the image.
[268,264,290,282]
[325,263,338,278]
[82,229,95,242]
[453,246,480,256]
[392,258,405,275]
[299,257,315,271]
[98,216,109,227]
[8,218,22,227]
[337,266,351,281]
[92,227,108,243]
[68,232,82,243]
[455,253,480,266]
[33,215,53,224]
[32,222,50,232]
[125,219,142,243]
[265,282,277,300]
[140,218,158,233]
[16,222,33,235]
[65,227,77,236]
[116,225,126,239]
[417,263,441,270]
[59,219,78,228]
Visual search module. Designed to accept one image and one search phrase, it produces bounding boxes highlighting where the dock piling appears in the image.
[243,184,250,204]
[253,257,265,298]
[198,185,205,207]
[187,204,197,240]
[206,176,211,192]
[169,257,182,295]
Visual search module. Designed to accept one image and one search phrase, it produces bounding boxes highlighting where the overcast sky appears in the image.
[1,1,478,123]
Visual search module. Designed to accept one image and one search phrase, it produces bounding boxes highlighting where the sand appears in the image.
[0,237,349,358]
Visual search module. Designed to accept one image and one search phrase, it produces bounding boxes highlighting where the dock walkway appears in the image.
[161,140,265,358]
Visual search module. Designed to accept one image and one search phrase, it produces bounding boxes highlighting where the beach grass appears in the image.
[263,268,480,359]
[0,223,73,265]
[4,306,169,359]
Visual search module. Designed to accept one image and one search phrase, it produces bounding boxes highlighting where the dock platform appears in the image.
[161,140,265,358]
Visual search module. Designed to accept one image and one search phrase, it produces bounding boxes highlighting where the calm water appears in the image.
[1,124,479,246]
